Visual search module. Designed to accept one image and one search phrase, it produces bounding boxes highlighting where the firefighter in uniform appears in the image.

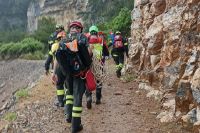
[111,31,128,78]
[50,31,67,107]
[53,21,92,133]
[85,26,109,109]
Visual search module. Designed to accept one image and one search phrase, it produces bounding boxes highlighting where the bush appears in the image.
[97,7,132,37]
[0,37,44,59]
[19,38,44,54]
[111,7,132,36]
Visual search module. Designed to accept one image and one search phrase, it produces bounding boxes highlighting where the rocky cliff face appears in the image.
[130,0,200,131]
[27,0,89,32]
[0,0,30,31]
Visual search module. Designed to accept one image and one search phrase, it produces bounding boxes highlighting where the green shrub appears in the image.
[19,37,44,54]
[0,43,14,57]
[0,37,44,59]
[4,112,17,122]
[111,7,132,36]
[97,7,132,37]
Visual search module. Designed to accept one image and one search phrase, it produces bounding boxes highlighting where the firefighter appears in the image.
[45,24,64,75]
[53,21,92,133]
[111,31,128,78]
[50,31,67,107]
[85,26,109,109]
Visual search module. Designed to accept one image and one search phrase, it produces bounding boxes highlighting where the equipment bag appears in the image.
[56,33,92,76]
[84,69,96,92]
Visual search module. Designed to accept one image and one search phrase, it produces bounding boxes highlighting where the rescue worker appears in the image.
[53,21,92,133]
[85,26,109,109]
[50,31,67,107]
[45,24,64,75]
[111,31,128,78]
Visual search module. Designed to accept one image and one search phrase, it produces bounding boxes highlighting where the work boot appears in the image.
[116,69,121,78]
[65,114,72,123]
[86,96,92,109]
[96,99,101,105]
[96,87,102,105]
[72,118,83,133]
[71,124,83,133]
[64,104,72,123]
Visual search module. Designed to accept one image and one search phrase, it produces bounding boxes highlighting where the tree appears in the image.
[33,17,56,50]
[111,7,132,36]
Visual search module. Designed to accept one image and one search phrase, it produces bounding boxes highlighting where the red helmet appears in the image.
[69,21,83,29]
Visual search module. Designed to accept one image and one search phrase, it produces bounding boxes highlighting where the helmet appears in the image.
[60,25,64,30]
[89,25,98,33]
[69,21,83,29]
[115,31,121,35]
[56,24,61,29]
[57,31,66,39]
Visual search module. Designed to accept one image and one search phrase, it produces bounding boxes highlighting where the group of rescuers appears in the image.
[44,21,129,133]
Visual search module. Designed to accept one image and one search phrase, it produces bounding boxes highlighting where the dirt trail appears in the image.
[0,60,190,133]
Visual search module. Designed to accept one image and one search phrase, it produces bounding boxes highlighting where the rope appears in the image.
[91,56,107,86]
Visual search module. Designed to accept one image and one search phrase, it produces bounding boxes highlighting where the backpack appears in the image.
[114,35,123,48]
[56,33,92,76]
[88,35,103,60]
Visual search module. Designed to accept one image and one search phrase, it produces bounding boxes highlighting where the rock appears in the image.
[181,108,197,127]
[130,0,200,129]
[191,68,200,104]
[27,0,89,32]
[114,92,122,95]
[150,112,158,115]
[150,0,166,16]
[182,50,199,79]
[175,80,193,113]
[150,55,160,68]
[156,111,174,123]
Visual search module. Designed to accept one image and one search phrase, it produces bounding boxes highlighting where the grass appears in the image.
[121,73,136,83]
[15,88,29,100]
[4,112,17,122]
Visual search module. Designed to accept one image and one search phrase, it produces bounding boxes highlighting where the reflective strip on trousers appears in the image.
[66,100,73,105]
[65,95,73,105]
[72,112,81,117]
[72,106,82,117]
[66,95,74,99]
[56,90,65,95]
[73,106,82,111]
